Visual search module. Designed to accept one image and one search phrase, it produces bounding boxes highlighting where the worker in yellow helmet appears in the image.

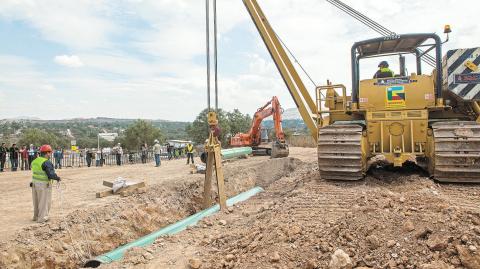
[186,142,195,165]
[31,144,60,223]
[374,61,395,79]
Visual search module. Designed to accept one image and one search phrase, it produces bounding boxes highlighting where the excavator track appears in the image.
[317,124,365,180]
[432,121,480,183]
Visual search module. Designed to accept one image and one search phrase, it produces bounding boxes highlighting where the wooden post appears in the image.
[203,151,215,208]
[203,111,227,211]
[213,144,227,209]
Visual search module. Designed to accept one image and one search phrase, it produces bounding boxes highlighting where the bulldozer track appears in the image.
[433,121,480,183]
[286,183,362,223]
[318,124,364,181]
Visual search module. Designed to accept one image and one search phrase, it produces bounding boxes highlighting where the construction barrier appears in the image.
[0,148,193,171]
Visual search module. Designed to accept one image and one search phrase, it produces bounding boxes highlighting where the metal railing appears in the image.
[0,148,193,171]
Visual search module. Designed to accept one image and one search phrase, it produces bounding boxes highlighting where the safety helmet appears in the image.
[154,139,159,143]
[39,145,53,153]
[378,61,389,68]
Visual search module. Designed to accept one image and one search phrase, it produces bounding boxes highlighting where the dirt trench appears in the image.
[0,157,299,269]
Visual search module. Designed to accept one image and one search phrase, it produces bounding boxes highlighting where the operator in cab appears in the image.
[373,61,394,78]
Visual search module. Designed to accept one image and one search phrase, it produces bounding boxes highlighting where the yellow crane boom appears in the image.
[243,0,318,142]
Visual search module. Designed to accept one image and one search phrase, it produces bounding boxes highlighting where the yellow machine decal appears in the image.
[386,86,406,108]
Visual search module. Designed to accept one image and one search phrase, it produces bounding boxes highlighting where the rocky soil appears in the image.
[102,163,480,269]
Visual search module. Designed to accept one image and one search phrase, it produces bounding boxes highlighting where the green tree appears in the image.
[18,128,69,148]
[76,137,112,149]
[118,120,164,150]
[227,109,252,136]
[186,109,231,145]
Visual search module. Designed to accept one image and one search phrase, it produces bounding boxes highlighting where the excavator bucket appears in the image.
[271,142,289,158]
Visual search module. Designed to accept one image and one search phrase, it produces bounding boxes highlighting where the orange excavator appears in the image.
[230,96,290,158]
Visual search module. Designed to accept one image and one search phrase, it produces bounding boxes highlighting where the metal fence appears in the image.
[0,147,191,171]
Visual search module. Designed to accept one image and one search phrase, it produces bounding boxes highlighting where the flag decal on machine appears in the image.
[386,86,406,108]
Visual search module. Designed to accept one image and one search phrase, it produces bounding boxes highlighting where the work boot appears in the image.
[37,217,49,224]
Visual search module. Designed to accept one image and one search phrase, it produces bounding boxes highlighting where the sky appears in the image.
[0,0,479,121]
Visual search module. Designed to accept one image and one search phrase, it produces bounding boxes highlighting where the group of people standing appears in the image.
[0,140,197,172]
[83,147,112,167]
[0,143,42,172]
[166,143,195,162]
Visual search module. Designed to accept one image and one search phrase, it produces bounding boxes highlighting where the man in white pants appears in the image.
[31,144,61,223]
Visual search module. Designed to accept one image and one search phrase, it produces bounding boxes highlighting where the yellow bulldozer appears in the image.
[243,0,480,183]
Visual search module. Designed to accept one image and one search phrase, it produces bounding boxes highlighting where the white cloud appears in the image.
[1,0,480,121]
[54,55,84,68]
[40,84,56,92]
[0,1,117,49]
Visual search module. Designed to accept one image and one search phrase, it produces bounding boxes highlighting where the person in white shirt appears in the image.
[152,140,162,167]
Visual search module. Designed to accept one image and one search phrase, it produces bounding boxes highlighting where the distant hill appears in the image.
[1,117,175,124]
[262,108,307,134]
[4,116,42,121]
[0,117,190,146]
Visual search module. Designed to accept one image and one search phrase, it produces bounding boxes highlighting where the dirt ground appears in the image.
[0,157,204,242]
[2,147,480,269]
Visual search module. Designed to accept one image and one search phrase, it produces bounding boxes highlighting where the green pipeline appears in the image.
[84,186,264,268]
[221,147,253,160]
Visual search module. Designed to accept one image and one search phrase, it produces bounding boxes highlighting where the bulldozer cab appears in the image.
[351,34,443,111]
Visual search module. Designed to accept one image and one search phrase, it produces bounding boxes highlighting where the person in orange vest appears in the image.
[31,145,60,223]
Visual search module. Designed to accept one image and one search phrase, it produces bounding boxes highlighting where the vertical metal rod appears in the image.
[213,0,219,111]
[380,121,384,153]
[206,0,211,111]
[410,120,414,153]
[389,134,392,153]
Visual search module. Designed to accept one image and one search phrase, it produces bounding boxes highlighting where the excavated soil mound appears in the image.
[101,163,480,269]
[199,169,480,269]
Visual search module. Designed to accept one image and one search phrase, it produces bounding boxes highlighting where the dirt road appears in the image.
[0,157,202,242]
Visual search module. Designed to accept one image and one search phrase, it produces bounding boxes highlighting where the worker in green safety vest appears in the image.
[31,144,60,223]
[186,142,195,165]
[373,61,395,79]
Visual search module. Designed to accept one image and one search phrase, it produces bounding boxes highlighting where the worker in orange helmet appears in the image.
[30,144,60,223]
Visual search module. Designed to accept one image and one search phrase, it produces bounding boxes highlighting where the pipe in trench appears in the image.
[84,186,264,268]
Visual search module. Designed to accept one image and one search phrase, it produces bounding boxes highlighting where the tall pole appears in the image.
[206,0,211,111]
[97,134,100,150]
[213,0,219,112]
